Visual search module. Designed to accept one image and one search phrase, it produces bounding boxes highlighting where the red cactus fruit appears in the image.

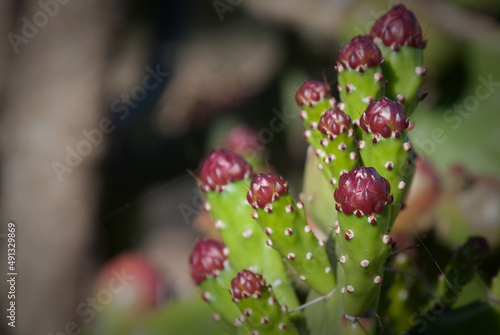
[337,35,383,71]
[370,4,425,49]
[189,239,228,285]
[360,97,409,138]
[199,148,253,192]
[223,125,263,157]
[318,108,352,139]
[93,253,166,314]
[334,166,393,216]
[247,173,289,209]
[229,270,266,301]
[295,80,331,107]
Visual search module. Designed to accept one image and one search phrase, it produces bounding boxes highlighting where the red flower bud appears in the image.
[189,239,228,285]
[337,35,383,71]
[334,167,393,216]
[318,108,351,138]
[199,148,253,192]
[360,97,408,138]
[230,270,266,301]
[247,173,288,209]
[295,80,331,107]
[370,4,425,49]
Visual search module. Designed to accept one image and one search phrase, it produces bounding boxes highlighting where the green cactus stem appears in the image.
[333,167,394,317]
[358,96,413,226]
[199,149,300,314]
[295,80,337,182]
[316,108,359,187]
[189,238,248,330]
[230,270,299,335]
[247,173,336,296]
[370,4,427,115]
[335,35,385,123]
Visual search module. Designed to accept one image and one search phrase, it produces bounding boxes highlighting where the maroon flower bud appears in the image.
[223,125,263,156]
[247,173,288,209]
[337,35,383,71]
[189,239,228,285]
[199,148,253,192]
[318,109,352,139]
[334,167,393,216]
[295,80,331,107]
[370,4,425,49]
[230,270,266,301]
[360,97,409,138]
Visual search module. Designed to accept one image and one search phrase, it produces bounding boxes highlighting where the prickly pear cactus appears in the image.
[229,270,299,335]
[316,108,358,187]
[295,80,337,183]
[370,4,427,115]
[336,35,385,122]
[198,149,300,313]
[247,173,335,295]
[175,5,500,335]
[358,96,414,225]
[333,167,394,317]
[188,238,245,329]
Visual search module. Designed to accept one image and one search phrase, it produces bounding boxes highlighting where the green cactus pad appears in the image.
[335,210,392,317]
[230,270,299,335]
[247,174,335,296]
[199,270,248,330]
[295,80,337,182]
[316,127,358,187]
[376,45,425,115]
[358,136,412,225]
[206,180,300,314]
[333,167,394,317]
[337,67,385,122]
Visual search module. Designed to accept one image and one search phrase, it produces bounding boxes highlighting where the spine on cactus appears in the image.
[370,4,427,115]
[335,35,385,123]
[198,149,300,314]
[229,270,299,335]
[333,167,394,317]
[358,96,413,225]
[247,173,336,295]
[189,238,247,329]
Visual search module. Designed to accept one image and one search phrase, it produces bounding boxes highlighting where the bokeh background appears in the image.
[0,0,499,334]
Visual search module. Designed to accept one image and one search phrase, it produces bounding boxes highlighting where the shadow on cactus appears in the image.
[184,4,500,335]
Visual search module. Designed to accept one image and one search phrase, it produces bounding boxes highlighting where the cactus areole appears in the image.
[230,270,266,302]
[189,239,228,285]
[334,166,393,216]
[360,97,409,139]
[247,173,289,209]
[199,148,252,192]
[295,80,331,107]
[370,4,426,49]
[337,35,383,71]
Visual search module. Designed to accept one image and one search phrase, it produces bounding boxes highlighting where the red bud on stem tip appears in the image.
[370,4,426,49]
[337,35,383,71]
[199,148,253,192]
[230,270,266,301]
[360,97,409,138]
[318,108,352,139]
[295,80,331,107]
[247,173,289,209]
[189,239,228,285]
[334,167,393,216]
